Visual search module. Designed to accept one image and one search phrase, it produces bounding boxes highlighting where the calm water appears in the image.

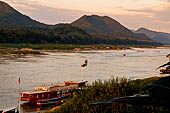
[0,47,170,112]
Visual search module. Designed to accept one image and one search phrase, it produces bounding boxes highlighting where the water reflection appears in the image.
[20,103,55,113]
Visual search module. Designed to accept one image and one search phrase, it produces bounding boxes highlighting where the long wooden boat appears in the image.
[21,81,87,105]
[64,81,88,87]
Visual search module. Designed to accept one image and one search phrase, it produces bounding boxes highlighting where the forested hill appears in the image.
[0,1,46,27]
[0,24,162,46]
[0,24,95,44]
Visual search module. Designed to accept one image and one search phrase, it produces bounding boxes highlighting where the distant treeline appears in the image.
[0,24,162,46]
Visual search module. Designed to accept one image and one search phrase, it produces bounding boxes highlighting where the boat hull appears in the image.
[37,96,72,106]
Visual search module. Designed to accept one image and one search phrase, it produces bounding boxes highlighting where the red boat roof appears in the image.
[21,84,79,95]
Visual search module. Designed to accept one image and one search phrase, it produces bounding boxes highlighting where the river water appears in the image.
[0,47,169,112]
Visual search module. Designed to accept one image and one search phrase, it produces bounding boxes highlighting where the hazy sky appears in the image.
[2,0,170,33]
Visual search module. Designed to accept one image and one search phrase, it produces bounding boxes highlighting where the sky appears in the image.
[2,0,170,33]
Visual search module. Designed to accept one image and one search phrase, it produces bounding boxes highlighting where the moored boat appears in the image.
[21,86,74,104]
[21,81,87,105]
[64,81,88,87]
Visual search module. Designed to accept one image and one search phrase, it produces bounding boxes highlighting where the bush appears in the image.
[52,77,169,113]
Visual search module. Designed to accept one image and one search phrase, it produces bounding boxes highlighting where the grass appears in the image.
[50,77,170,113]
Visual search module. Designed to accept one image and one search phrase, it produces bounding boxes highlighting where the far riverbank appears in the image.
[0,43,166,56]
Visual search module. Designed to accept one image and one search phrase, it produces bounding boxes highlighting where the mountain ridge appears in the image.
[72,15,133,36]
[0,1,15,15]
[71,15,155,42]
[0,1,47,27]
[135,28,170,45]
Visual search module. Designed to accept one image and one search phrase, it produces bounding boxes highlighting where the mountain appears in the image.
[0,1,163,46]
[0,1,46,27]
[71,15,156,41]
[135,28,170,45]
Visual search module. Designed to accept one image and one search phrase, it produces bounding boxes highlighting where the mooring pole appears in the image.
[18,77,21,113]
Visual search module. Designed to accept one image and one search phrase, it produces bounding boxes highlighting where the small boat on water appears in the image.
[81,59,88,67]
[21,81,87,106]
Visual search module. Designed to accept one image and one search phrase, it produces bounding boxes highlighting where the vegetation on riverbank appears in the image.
[51,77,169,113]
[0,43,131,50]
[0,48,42,56]
[0,43,159,50]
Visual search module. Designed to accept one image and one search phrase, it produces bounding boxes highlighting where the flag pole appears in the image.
[18,77,21,113]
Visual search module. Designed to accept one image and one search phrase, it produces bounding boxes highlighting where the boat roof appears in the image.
[21,84,79,94]
[21,90,50,94]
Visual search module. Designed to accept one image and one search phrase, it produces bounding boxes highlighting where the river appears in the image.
[0,47,169,112]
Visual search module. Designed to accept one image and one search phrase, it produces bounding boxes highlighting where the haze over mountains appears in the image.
[135,28,170,45]
[0,1,163,46]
